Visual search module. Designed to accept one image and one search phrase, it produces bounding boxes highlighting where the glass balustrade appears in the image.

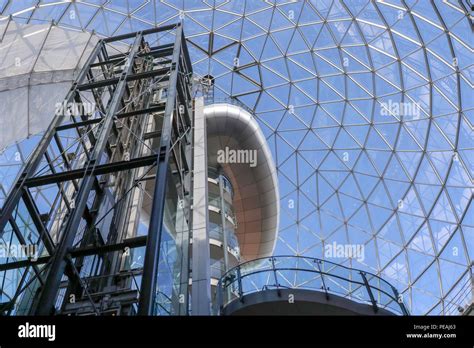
[216,255,409,316]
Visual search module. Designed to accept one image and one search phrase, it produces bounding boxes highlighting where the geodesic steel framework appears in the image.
[0,0,473,315]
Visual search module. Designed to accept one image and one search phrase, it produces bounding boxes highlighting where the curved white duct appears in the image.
[204,103,280,260]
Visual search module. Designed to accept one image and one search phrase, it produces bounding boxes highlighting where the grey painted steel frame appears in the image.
[0,24,193,316]
[0,37,107,315]
[0,39,104,236]
[137,23,190,315]
[34,32,145,315]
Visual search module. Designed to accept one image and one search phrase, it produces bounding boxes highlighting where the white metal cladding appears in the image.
[205,103,280,261]
[0,19,98,150]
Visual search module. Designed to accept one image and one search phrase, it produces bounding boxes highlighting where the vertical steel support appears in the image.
[34,33,144,315]
[271,256,281,297]
[392,286,409,316]
[175,210,190,316]
[315,259,329,300]
[190,97,211,315]
[137,24,183,315]
[236,266,243,302]
[216,280,222,315]
[218,174,229,273]
[0,40,105,234]
[360,271,378,314]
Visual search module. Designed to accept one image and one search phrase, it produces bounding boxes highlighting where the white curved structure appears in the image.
[204,103,279,260]
[0,19,98,150]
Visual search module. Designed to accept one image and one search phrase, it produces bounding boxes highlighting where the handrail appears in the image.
[215,255,409,316]
[203,96,255,115]
[439,265,473,315]
[225,254,399,292]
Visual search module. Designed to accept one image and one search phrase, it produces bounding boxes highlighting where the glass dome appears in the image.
[0,0,472,315]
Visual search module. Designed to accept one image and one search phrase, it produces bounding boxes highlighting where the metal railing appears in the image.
[215,255,409,316]
[439,264,473,315]
[203,95,255,115]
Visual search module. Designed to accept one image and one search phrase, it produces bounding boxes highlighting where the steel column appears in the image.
[34,33,144,315]
[137,24,184,315]
[218,174,230,273]
[0,40,105,234]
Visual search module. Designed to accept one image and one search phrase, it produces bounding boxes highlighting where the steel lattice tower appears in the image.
[0,23,193,316]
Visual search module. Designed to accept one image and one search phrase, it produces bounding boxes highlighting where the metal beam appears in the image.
[103,24,179,43]
[55,118,103,131]
[21,189,55,254]
[76,67,170,91]
[117,104,165,118]
[106,43,173,61]
[56,103,166,132]
[69,235,147,258]
[0,40,105,234]
[0,235,147,272]
[1,23,192,317]
[34,33,145,315]
[24,155,157,188]
[137,24,184,316]
[0,256,50,272]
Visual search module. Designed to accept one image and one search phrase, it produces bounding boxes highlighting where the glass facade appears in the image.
[208,168,240,278]
[155,163,190,315]
[0,1,472,315]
